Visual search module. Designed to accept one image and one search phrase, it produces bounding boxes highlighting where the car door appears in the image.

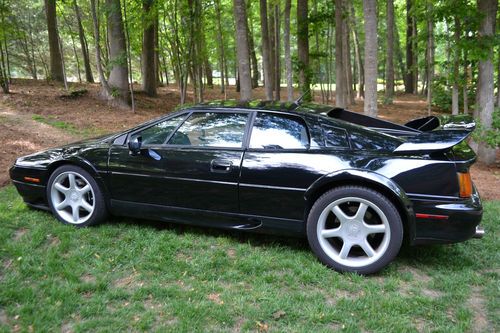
[108,113,189,206]
[109,110,249,213]
[160,110,250,213]
[239,112,320,220]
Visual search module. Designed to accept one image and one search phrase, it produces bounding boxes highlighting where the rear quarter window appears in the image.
[322,124,350,148]
[348,128,401,151]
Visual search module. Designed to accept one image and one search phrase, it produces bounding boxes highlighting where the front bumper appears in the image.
[9,165,49,210]
[410,188,483,245]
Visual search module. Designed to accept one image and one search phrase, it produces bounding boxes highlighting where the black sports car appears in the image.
[9,101,484,274]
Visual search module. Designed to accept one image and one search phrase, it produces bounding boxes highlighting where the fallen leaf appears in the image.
[207,293,224,305]
[273,310,286,319]
[256,321,269,332]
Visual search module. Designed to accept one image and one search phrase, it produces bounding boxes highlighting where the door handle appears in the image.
[210,159,233,173]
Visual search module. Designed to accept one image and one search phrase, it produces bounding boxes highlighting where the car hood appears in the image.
[14,134,115,169]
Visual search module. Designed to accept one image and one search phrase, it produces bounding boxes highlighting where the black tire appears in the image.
[306,186,403,274]
[46,165,107,227]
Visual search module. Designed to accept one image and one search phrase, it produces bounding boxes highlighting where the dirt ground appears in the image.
[1,79,498,200]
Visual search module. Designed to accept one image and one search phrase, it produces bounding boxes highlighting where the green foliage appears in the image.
[473,108,500,148]
[432,76,452,111]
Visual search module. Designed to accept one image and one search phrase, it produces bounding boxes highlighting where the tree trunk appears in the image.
[476,0,498,165]
[363,0,378,117]
[90,0,112,97]
[0,40,9,93]
[394,21,405,84]
[106,0,130,107]
[463,49,469,114]
[452,17,460,115]
[405,0,415,93]
[247,0,259,89]
[297,0,310,100]
[215,0,226,97]
[385,0,394,104]
[426,2,434,115]
[44,0,64,82]
[284,0,293,101]
[142,0,157,97]
[259,0,273,100]
[74,0,94,83]
[497,47,500,107]
[335,0,347,108]
[344,14,354,105]
[274,4,280,101]
[233,0,252,101]
[268,3,276,94]
[350,2,364,99]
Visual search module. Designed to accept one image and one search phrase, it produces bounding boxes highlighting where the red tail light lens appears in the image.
[457,172,473,198]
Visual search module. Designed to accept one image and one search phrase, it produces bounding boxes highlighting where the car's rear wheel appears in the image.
[47,165,107,227]
[307,186,403,274]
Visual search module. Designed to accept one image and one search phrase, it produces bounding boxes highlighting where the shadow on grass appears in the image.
[106,214,311,252]
[105,214,485,274]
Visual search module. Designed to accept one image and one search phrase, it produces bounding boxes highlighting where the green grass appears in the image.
[31,115,105,137]
[0,185,498,332]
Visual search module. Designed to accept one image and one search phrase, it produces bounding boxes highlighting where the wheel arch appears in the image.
[46,157,111,205]
[304,169,415,243]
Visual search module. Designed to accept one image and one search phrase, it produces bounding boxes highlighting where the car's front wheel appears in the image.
[307,186,403,274]
[47,165,107,227]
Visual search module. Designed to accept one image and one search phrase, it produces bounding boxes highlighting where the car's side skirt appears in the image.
[109,199,305,236]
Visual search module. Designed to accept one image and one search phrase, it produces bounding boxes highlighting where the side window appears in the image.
[168,112,248,148]
[132,114,186,145]
[249,112,309,149]
[322,124,349,148]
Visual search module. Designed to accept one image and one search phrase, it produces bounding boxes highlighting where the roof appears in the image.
[183,99,335,115]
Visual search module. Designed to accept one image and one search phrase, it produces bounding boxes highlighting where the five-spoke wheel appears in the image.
[47,165,107,227]
[307,186,403,274]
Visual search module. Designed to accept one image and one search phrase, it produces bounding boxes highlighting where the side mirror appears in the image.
[128,136,142,155]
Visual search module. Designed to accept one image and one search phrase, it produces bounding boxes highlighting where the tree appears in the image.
[273,3,280,101]
[363,0,378,117]
[349,1,364,99]
[405,0,417,94]
[475,0,498,164]
[73,0,93,83]
[106,0,129,107]
[297,0,310,100]
[385,0,395,104]
[90,0,129,108]
[451,16,460,115]
[44,0,64,82]
[425,2,434,115]
[283,0,293,101]
[335,0,347,108]
[0,0,9,93]
[233,0,252,101]
[214,0,227,97]
[259,0,273,100]
[142,0,157,97]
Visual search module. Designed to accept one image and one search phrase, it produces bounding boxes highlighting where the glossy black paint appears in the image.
[9,101,483,245]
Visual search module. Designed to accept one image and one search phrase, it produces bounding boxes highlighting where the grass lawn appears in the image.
[0,185,498,332]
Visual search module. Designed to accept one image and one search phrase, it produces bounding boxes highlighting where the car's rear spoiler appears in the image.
[394,130,473,154]
[404,114,476,132]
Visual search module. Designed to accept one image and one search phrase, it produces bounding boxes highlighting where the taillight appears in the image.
[457,172,473,198]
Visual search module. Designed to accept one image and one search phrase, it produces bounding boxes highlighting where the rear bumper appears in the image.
[410,189,483,245]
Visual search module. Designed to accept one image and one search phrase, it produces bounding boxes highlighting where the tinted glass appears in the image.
[349,127,401,151]
[323,124,349,148]
[168,112,248,148]
[133,114,185,145]
[249,113,309,149]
